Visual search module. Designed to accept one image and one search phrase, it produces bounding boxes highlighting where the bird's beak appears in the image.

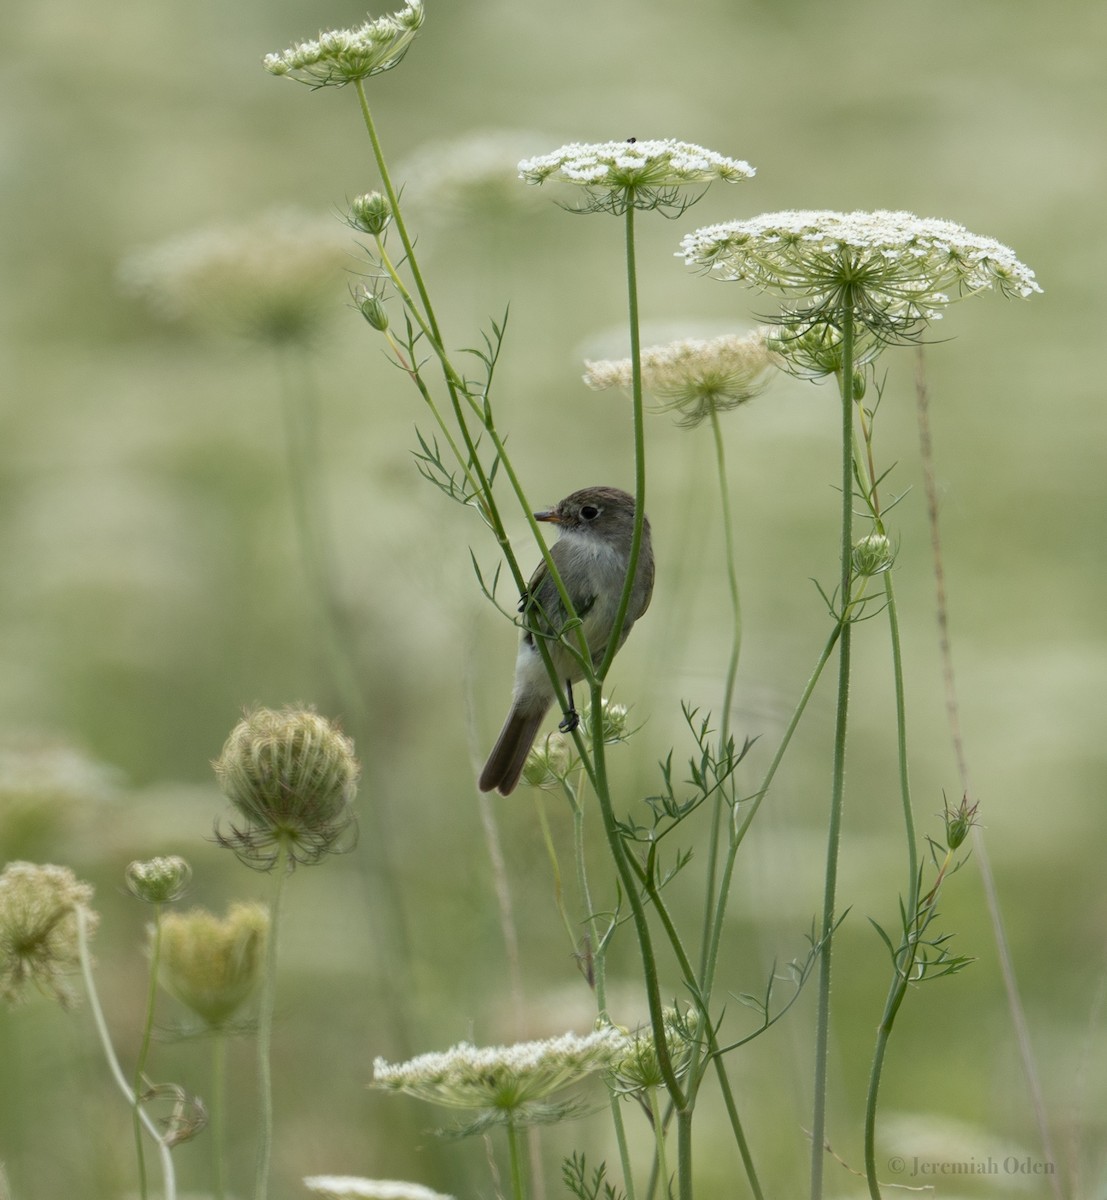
[534,507,561,524]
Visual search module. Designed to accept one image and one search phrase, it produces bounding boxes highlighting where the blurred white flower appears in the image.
[304,1179,453,1200]
[585,329,776,427]
[118,208,352,343]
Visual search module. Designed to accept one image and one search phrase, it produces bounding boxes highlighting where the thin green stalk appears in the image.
[590,683,684,1112]
[254,843,291,1200]
[75,904,176,1200]
[627,850,765,1200]
[648,1089,671,1198]
[598,204,647,683]
[506,1121,528,1200]
[810,304,857,1200]
[570,781,638,1200]
[211,1031,228,1200]
[132,904,164,1200]
[275,347,369,725]
[698,405,743,984]
[700,625,841,1007]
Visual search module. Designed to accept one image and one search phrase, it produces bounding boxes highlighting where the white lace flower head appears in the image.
[263,1,425,87]
[680,209,1040,344]
[372,1029,623,1126]
[519,139,755,214]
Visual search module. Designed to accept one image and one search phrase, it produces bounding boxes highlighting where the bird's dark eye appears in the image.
[580,504,600,521]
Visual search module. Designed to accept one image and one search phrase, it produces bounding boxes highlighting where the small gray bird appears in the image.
[478,485,654,795]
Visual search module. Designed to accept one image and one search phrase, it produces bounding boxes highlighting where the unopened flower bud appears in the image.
[943,795,979,851]
[213,706,359,868]
[522,733,571,789]
[358,289,390,331]
[126,856,192,904]
[851,532,894,578]
[350,192,393,236]
[584,698,631,744]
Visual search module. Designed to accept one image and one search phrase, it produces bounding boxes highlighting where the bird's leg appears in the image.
[558,680,580,733]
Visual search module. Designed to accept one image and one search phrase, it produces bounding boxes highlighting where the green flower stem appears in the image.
[589,682,685,1116]
[708,404,743,738]
[568,780,638,1200]
[132,904,164,1200]
[75,904,176,1200]
[597,204,647,684]
[625,851,765,1200]
[700,624,842,1007]
[275,347,369,724]
[863,846,954,1199]
[532,794,578,952]
[253,842,291,1200]
[647,1088,671,1195]
[211,1031,228,1200]
[698,403,743,983]
[811,303,858,1200]
[506,1119,529,1200]
[355,80,440,351]
[881,570,918,897]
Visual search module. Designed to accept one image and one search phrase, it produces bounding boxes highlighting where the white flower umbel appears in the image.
[585,329,776,428]
[263,1,425,87]
[304,1178,455,1200]
[519,139,755,214]
[119,209,352,344]
[372,1029,622,1122]
[680,209,1040,343]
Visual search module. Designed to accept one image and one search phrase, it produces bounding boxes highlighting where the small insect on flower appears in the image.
[519,139,755,215]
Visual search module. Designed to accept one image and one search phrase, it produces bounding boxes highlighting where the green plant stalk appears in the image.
[253,843,290,1200]
[569,783,638,1200]
[597,204,647,684]
[628,851,765,1200]
[698,405,743,985]
[506,1120,528,1200]
[700,624,841,1008]
[276,348,370,726]
[75,904,176,1200]
[810,303,857,1200]
[132,904,164,1200]
[863,846,954,1198]
[647,1088,671,1196]
[211,1031,228,1200]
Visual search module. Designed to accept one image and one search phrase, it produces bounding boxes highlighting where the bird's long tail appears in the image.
[478,699,550,795]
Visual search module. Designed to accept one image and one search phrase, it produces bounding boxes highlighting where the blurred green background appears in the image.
[2,0,1104,1197]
